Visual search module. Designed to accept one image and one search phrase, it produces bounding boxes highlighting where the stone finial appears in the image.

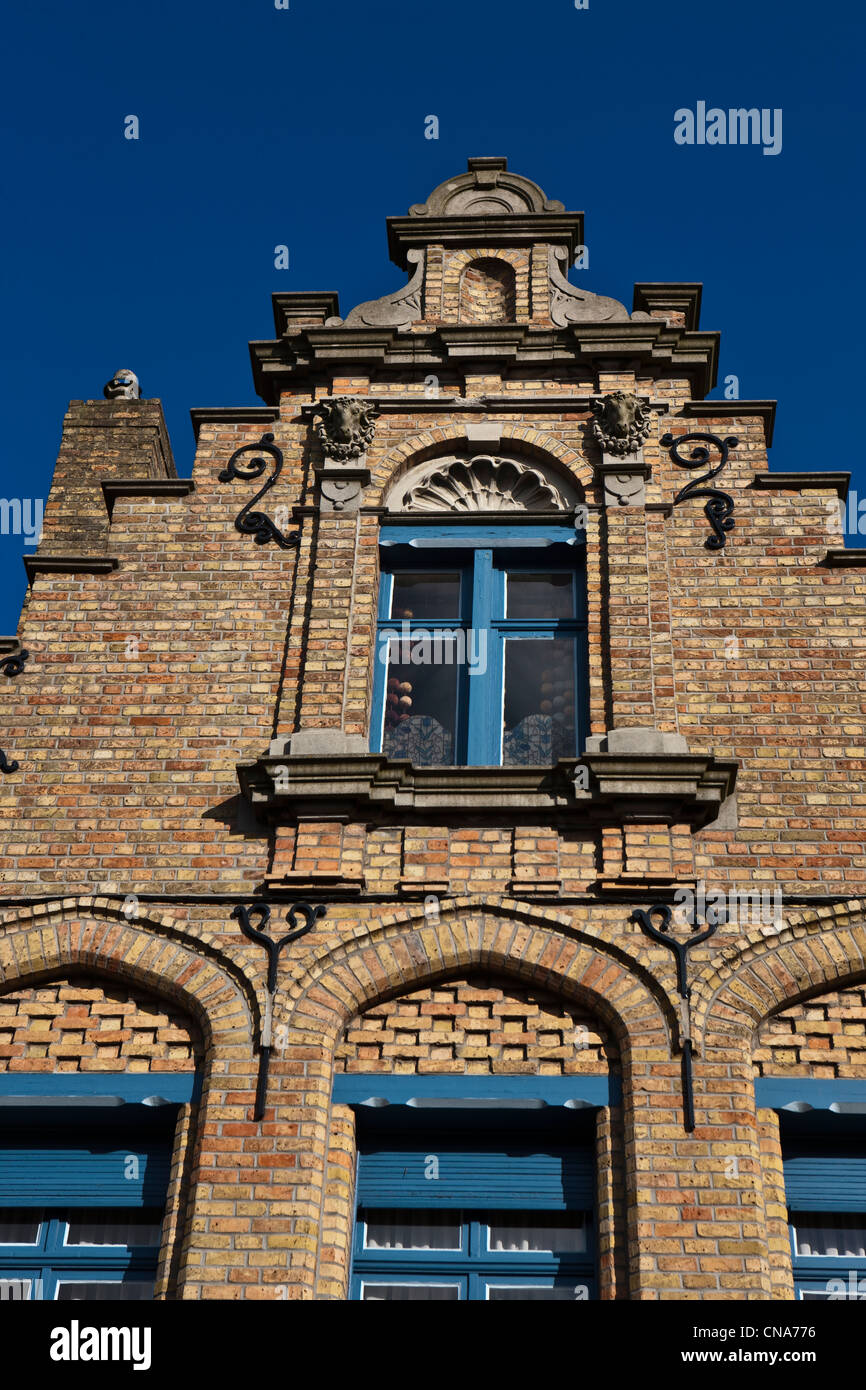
[313,397,379,461]
[589,391,652,458]
[103,368,141,401]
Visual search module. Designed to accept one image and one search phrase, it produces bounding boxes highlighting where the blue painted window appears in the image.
[350,1110,597,1301]
[372,524,587,766]
[782,1127,866,1301]
[0,1106,175,1301]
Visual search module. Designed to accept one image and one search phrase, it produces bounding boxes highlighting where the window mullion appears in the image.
[465,550,496,764]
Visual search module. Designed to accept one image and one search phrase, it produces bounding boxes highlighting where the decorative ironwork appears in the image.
[218,433,299,548]
[661,431,738,549]
[233,901,327,1120]
[0,749,19,775]
[632,902,719,1132]
[0,649,29,677]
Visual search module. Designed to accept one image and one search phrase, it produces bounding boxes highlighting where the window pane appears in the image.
[66,1209,164,1248]
[381,639,458,766]
[0,1279,34,1300]
[363,1210,462,1251]
[56,1280,155,1301]
[502,637,576,765]
[0,1211,42,1245]
[390,573,461,620]
[506,572,574,619]
[486,1212,589,1253]
[793,1214,866,1258]
[361,1283,460,1301]
[487,1282,590,1301]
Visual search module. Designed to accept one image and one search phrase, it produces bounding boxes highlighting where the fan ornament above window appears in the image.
[401,455,568,513]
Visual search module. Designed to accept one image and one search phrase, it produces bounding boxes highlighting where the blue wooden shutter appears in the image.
[783,1141,866,1213]
[357,1129,594,1210]
[0,1118,173,1208]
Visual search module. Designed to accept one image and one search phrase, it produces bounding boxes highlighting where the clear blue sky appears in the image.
[2,0,863,633]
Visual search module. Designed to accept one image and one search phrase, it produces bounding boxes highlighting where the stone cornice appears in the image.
[190,407,279,441]
[250,323,720,403]
[633,284,703,331]
[23,556,119,584]
[682,399,777,447]
[823,549,866,567]
[101,479,195,518]
[385,213,585,268]
[237,750,738,828]
[752,470,848,499]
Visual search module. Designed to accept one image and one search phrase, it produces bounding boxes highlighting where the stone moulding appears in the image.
[237,751,738,828]
[402,455,568,513]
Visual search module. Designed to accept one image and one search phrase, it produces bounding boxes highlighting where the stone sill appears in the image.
[238,751,738,830]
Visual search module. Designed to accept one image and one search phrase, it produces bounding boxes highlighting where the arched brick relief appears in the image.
[0,898,258,1038]
[458,257,517,324]
[268,902,671,1298]
[442,247,530,322]
[371,425,593,507]
[690,900,866,1050]
[0,905,256,1301]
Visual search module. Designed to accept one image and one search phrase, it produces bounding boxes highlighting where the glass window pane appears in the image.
[506,572,574,619]
[363,1210,462,1251]
[487,1282,590,1301]
[56,1280,155,1302]
[361,1282,460,1301]
[486,1212,589,1253]
[793,1214,866,1258]
[381,638,458,766]
[502,637,576,765]
[65,1209,164,1248]
[0,1278,34,1300]
[0,1211,42,1245]
[390,573,461,620]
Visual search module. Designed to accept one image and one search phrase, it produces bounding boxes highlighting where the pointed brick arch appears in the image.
[691,899,866,1048]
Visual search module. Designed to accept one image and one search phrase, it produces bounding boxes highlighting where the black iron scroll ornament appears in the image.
[632,904,719,1132]
[660,431,738,549]
[0,749,19,775]
[218,433,299,548]
[0,649,29,677]
[233,902,327,1120]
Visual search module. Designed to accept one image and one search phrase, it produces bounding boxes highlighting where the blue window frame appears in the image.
[0,1099,178,1301]
[0,1208,162,1301]
[372,524,587,767]
[783,1133,866,1301]
[348,1106,598,1302]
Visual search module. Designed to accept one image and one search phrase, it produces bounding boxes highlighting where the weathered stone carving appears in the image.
[327,249,424,330]
[548,248,634,326]
[589,391,652,458]
[402,455,567,513]
[103,368,141,400]
[313,397,380,461]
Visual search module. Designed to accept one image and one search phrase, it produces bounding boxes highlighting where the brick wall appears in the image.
[0,975,201,1071]
[458,258,517,323]
[754,984,866,1078]
[334,976,615,1075]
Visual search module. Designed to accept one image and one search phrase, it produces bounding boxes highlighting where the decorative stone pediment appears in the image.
[400,454,568,513]
[326,249,424,331]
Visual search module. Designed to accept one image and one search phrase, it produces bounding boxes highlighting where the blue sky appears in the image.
[2,0,863,633]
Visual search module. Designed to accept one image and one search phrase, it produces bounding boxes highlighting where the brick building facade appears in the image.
[1,157,864,1301]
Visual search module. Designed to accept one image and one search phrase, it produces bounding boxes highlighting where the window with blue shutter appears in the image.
[779,1114,866,1301]
[372,525,588,767]
[0,1105,177,1301]
[350,1108,598,1301]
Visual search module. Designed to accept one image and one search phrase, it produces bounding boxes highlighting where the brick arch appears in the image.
[281,900,671,1063]
[443,247,530,321]
[371,424,592,506]
[0,901,253,1050]
[691,899,866,1049]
